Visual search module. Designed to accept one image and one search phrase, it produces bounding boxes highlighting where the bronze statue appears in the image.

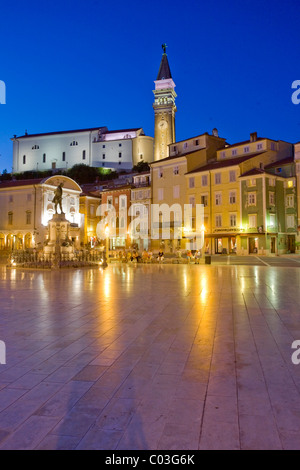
[52,183,64,214]
[162,43,167,54]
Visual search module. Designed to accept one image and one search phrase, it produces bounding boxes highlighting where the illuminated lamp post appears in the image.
[104,224,110,266]
[201,224,206,259]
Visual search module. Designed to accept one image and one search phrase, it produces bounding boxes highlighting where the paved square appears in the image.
[0,263,300,450]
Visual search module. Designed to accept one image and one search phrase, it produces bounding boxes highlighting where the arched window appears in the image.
[70,141,78,146]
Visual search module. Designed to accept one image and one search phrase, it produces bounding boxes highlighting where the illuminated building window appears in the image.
[215,215,222,227]
[269,214,276,228]
[287,180,294,188]
[26,211,31,225]
[286,195,294,207]
[215,193,222,206]
[120,196,127,209]
[230,213,237,227]
[189,177,195,188]
[215,173,221,184]
[189,196,195,208]
[107,196,113,208]
[248,214,257,228]
[8,211,13,225]
[229,191,236,204]
[248,192,256,206]
[202,175,208,186]
[201,195,208,207]
[269,192,275,205]
[229,170,236,182]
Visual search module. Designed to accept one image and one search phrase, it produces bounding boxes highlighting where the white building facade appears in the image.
[12,127,154,173]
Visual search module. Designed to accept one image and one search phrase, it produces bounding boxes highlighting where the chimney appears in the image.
[250,132,257,142]
[212,128,218,137]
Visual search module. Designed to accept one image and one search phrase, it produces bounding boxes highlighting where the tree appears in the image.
[1,169,12,181]
[66,164,100,185]
[132,160,150,173]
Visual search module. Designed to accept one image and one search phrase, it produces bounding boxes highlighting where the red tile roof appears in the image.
[239,168,266,177]
[185,152,266,174]
[12,127,108,139]
[264,156,294,169]
[151,148,205,165]
[12,127,143,140]
[0,178,43,188]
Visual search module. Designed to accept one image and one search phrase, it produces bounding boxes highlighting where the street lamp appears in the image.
[104,224,109,266]
[201,224,206,259]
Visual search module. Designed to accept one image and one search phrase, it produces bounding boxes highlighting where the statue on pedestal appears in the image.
[52,183,64,214]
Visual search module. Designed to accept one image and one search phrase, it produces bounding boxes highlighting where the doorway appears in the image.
[215,238,223,254]
[287,235,295,253]
[249,237,258,254]
[271,237,276,254]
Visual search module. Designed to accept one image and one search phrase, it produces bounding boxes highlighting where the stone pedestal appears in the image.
[43,213,74,268]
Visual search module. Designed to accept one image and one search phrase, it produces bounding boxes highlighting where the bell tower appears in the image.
[153,44,177,161]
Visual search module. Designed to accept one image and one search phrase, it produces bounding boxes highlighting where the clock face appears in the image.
[159,119,168,130]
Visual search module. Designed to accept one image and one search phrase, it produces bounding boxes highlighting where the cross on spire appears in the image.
[162,43,167,54]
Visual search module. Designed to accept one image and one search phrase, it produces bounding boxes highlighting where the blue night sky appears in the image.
[0,0,300,172]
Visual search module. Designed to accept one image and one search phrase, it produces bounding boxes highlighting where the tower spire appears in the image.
[153,45,177,161]
[157,44,172,80]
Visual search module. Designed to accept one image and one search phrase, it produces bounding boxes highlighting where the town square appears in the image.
[1,0,300,453]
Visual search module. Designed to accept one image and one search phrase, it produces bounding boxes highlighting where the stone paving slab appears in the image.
[1,264,300,449]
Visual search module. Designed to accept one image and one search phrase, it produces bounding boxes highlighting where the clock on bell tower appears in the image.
[153,44,177,161]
